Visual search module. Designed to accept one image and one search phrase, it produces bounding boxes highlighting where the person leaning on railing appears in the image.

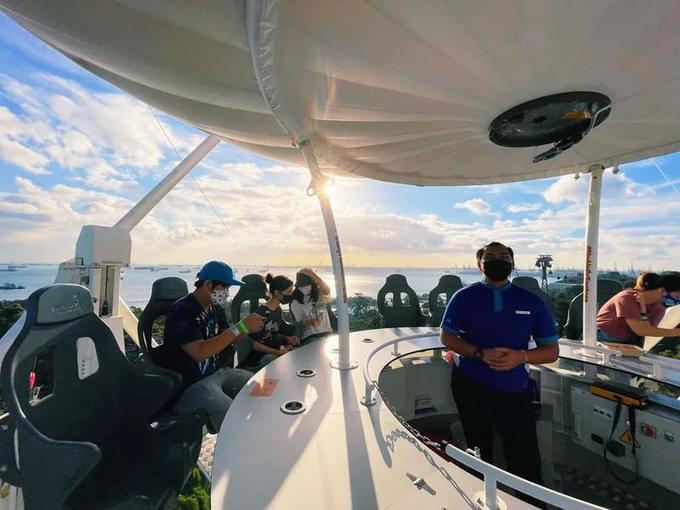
[596,272,680,346]
[439,242,559,498]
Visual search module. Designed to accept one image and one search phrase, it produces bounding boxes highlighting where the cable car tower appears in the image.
[535,254,553,291]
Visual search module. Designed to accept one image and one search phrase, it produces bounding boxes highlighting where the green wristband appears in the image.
[238,320,249,335]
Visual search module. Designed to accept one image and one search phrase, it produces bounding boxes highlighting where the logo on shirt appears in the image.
[515,310,531,315]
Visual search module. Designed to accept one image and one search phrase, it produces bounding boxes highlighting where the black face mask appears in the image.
[483,259,512,282]
[280,295,293,305]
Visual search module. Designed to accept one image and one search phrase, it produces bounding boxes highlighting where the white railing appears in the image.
[444,444,607,510]
[559,339,680,386]
[360,331,439,406]
[558,339,621,365]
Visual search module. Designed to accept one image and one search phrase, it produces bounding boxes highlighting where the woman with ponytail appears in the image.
[244,274,300,367]
[596,272,680,345]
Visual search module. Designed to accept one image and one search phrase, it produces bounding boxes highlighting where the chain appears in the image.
[373,381,478,507]
[373,380,443,451]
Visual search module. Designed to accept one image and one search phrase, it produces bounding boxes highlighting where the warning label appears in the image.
[618,429,640,448]
[250,378,279,397]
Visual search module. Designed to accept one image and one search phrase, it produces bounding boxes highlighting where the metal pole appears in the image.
[299,142,356,370]
[114,134,221,231]
[583,165,605,346]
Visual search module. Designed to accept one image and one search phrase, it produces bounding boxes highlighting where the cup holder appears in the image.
[280,400,306,415]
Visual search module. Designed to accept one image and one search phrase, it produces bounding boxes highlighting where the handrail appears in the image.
[558,339,621,365]
[360,330,439,406]
[444,444,607,510]
[362,334,611,509]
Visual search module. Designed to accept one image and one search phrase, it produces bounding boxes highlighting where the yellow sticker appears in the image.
[619,429,640,447]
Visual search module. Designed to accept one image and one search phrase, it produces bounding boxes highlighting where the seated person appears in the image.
[290,268,333,345]
[162,260,264,431]
[596,273,680,346]
[244,274,299,368]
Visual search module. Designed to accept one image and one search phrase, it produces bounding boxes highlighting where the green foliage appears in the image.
[176,467,210,510]
[0,300,24,338]
[548,287,583,329]
[348,294,382,331]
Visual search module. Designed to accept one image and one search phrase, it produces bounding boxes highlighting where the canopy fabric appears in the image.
[4,0,680,185]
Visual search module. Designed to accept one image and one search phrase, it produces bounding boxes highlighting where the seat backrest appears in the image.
[597,278,624,303]
[512,276,541,292]
[0,285,176,510]
[428,275,463,326]
[138,277,189,354]
[230,274,268,322]
[512,276,554,316]
[377,274,425,328]
[563,279,625,339]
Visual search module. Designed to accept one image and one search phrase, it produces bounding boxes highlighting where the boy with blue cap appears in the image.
[163,260,265,431]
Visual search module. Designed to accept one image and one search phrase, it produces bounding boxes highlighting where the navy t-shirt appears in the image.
[163,293,221,389]
[441,282,558,392]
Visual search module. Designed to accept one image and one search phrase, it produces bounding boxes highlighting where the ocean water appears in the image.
[0,264,566,306]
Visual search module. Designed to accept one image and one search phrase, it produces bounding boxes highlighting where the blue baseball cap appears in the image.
[196,261,244,286]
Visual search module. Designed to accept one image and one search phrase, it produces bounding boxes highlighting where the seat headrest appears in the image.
[384,274,409,287]
[150,277,189,302]
[29,284,94,325]
[437,274,463,288]
[239,274,267,291]
[512,276,540,291]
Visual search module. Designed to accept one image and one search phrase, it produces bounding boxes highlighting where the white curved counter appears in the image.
[211,328,548,509]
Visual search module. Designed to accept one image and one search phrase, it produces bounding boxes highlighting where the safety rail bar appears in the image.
[558,339,621,365]
[443,444,607,510]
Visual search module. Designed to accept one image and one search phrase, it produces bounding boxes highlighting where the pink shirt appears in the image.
[596,289,665,342]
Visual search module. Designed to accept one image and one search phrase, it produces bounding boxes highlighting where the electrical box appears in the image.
[570,384,680,494]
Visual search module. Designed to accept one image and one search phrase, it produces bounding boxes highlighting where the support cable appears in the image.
[147,107,257,268]
[651,157,680,200]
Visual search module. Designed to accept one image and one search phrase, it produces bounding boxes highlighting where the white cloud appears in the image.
[454,198,491,215]
[0,135,49,174]
[507,202,541,213]
[543,174,586,204]
[0,74,196,191]
[0,106,49,174]
[493,219,515,229]
[544,169,654,204]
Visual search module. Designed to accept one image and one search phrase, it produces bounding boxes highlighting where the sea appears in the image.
[0,264,573,307]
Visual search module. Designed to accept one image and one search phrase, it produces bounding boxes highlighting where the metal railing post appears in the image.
[583,164,605,346]
[299,141,356,370]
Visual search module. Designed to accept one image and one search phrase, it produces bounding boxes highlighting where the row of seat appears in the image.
[375,274,554,328]
[375,274,624,340]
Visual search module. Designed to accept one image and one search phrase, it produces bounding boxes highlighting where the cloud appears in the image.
[0,106,49,174]
[454,198,491,215]
[507,202,541,213]
[0,73,197,192]
[544,169,654,204]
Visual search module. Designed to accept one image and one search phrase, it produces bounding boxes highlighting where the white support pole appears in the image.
[114,134,221,231]
[583,164,605,346]
[299,141,356,370]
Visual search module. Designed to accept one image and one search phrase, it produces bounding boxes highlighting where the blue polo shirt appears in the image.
[441,282,558,392]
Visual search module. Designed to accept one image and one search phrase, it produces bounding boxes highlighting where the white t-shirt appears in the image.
[290,295,333,340]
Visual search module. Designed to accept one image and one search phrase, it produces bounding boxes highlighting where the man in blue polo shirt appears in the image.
[163,260,265,432]
[440,242,559,486]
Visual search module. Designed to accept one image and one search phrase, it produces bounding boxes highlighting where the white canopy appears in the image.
[4,0,680,185]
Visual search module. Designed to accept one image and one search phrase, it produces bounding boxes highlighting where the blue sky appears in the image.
[1,12,679,270]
